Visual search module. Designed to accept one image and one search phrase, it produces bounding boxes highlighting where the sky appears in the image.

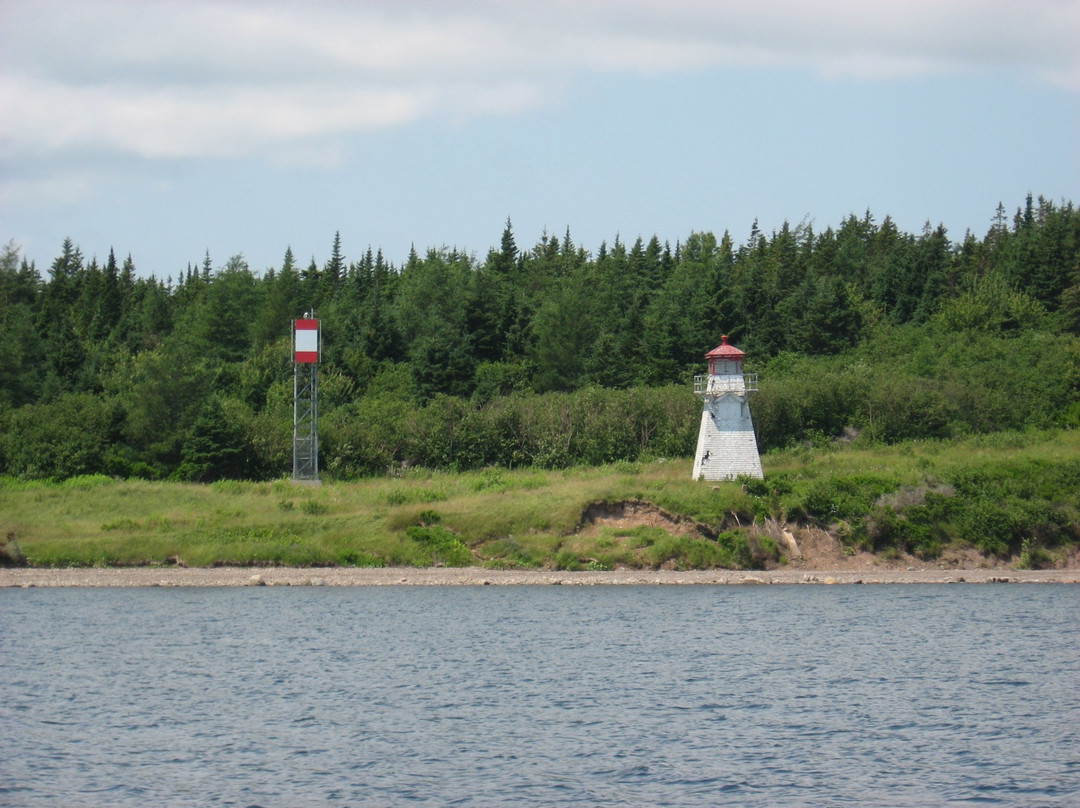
[1,0,1078,278]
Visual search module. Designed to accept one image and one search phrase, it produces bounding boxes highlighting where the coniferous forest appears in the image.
[2,194,1079,483]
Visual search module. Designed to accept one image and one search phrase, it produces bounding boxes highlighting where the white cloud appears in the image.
[1,75,426,158]
[1,0,1077,164]
[0,168,97,209]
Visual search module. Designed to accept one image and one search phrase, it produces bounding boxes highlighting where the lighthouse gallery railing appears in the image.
[694,373,758,396]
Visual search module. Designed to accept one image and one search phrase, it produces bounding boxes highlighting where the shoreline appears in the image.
[2,566,1078,587]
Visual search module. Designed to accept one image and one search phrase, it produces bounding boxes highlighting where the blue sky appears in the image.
[2,0,1078,278]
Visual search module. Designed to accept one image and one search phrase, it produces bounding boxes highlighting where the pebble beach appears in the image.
[2,566,1078,587]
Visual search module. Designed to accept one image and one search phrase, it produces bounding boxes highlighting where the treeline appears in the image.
[1,194,1078,481]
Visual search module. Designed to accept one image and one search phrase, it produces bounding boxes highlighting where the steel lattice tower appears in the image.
[293,317,320,482]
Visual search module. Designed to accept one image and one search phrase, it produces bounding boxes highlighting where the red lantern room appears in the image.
[705,335,745,377]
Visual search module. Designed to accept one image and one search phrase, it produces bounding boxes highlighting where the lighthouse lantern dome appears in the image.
[705,335,745,376]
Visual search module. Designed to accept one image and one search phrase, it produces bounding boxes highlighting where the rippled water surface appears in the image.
[2,584,1078,806]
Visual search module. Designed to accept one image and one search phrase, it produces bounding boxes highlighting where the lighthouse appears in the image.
[692,335,764,481]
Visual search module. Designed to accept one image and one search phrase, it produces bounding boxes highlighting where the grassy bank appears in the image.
[2,429,1078,570]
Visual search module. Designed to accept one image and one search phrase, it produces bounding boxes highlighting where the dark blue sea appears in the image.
[1,584,1077,807]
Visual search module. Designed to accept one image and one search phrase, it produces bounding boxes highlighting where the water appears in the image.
[1,585,1077,807]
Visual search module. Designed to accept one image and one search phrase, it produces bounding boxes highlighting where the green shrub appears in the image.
[957,500,1020,557]
[1033,459,1080,501]
[799,474,898,523]
[338,550,385,567]
[554,550,582,571]
[479,538,544,569]
[405,525,472,566]
[859,505,941,558]
[0,531,27,567]
[1,394,125,480]
[739,473,792,520]
[471,468,506,492]
[646,534,740,570]
[753,535,781,566]
[739,476,770,497]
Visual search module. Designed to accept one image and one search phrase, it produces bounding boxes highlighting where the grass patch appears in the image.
[3,430,1078,569]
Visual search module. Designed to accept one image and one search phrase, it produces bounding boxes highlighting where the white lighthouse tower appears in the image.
[692,335,764,481]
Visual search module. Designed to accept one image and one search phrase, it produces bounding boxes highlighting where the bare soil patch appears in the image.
[578,500,714,538]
